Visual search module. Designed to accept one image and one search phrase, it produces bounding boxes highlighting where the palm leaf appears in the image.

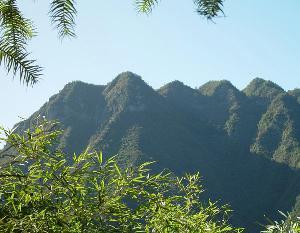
[0,0,41,85]
[194,0,224,20]
[135,0,159,14]
[49,0,77,38]
[0,41,42,85]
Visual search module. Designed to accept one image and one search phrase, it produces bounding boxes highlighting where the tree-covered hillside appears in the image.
[6,72,300,232]
[289,89,300,104]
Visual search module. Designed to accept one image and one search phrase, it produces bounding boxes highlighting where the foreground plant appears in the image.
[0,120,242,232]
[262,212,300,233]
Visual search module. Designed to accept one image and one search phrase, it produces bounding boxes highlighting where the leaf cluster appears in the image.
[135,0,224,19]
[50,0,77,38]
[0,0,41,85]
[0,120,242,232]
[262,212,300,233]
[0,0,76,85]
[0,0,225,85]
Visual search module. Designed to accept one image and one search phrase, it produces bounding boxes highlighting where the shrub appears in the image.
[262,212,300,233]
[0,120,242,232]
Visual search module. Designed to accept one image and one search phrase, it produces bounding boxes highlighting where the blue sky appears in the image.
[1,0,300,130]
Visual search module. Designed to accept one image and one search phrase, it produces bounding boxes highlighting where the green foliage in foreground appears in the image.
[0,120,242,232]
[262,213,300,233]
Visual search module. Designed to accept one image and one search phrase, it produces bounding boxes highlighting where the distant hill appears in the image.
[6,72,300,232]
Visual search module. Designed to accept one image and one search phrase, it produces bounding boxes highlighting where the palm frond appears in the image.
[0,0,35,50]
[0,41,42,86]
[0,0,41,85]
[194,0,224,20]
[135,0,159,14]
[49,0,77,38]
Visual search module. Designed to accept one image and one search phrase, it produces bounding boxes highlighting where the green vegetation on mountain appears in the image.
[4,72,300,232]
[243,78,285,100]
[289,89,300,104]
[199,80,237,96]
[251,93,300,168]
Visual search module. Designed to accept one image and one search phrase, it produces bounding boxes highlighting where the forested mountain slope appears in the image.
[7,72,300,232]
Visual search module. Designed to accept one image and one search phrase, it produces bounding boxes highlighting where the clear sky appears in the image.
[1,0,300,130]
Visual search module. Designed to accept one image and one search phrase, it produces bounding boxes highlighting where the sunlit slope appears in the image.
[9,72,300,232]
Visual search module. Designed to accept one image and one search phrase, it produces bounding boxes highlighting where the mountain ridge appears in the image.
[6,72,300,232]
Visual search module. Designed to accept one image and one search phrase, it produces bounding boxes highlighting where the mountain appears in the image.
[251,93,300,168]
[289,89,300,104]
[7,72,300,232]
[243,78,285,100]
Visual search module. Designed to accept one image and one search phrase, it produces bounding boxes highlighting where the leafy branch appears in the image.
[0,0,224,86]
[0,0,41,85]
[194,0,224,20]
[136,0,159,14]
[0,0,77,86]
[135,0,225,19]
[49,0,77,38]
[0,41,42,85]
[0,119,242,232]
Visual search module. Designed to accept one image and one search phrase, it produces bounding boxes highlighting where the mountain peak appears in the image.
[53,79,105,104]
[104,71,145,93]
[289,88,300,94]
[5,72,300,232]
[199,80,238,96]
[159,80,195,96]
[288,89,300,103]
[58,80,98,95]
[243,78,284,99]
[115,71,142,81]
[158,80,202,107]
[162,80,186,89]
[103,72,159,112]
